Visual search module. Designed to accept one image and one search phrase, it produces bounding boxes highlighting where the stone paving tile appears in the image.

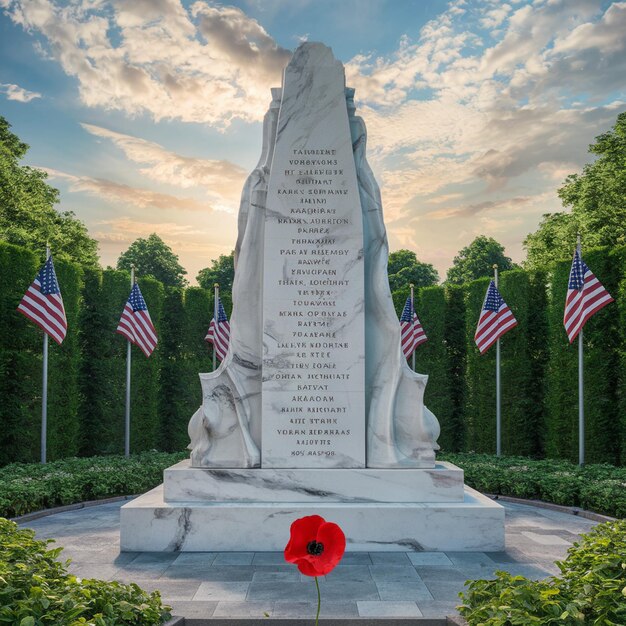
[407,552,454,567]
[166,600,217,618]
[171,552,218,566]
[369,552,412,565]
[213,552,255,565]
[252,569,299,582]
[340,552,374,565]
[273,601,360,618]
[521,531,572,546]
[129,552,180,566]
[413,566,466,582]
[69,563,122,581]
[248,580,380,602]
[423,579,469,601]
[166,564,255,582]
[418,600,462,618]
[315,564,373,583]
[131,579,201,600]
[357,601,422,618]
[375,580,434,602]
[368,565,422,582]
[212,601,274,617]
[193,581,250,601]
[251,552,285,565]
[485,550,520,564]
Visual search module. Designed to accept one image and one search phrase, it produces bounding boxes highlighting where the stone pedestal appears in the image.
[120,463,504,552]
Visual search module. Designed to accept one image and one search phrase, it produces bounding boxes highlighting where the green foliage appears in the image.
[446,236,516,285]
[442,452,626,518]
[464,271,547,456]
[0,117,99,268]
[443,285,466,451]
[129,277,164,452]
[525,111,626,269]
[196,250,235,292]
[47,258,82,461]
[159,287,191,450]
[0,243,41,464]
[0,451,186,518]
[544,248,620,464]
[415,287,456,450]
[387,249,439,291]
[0,517,171,624]
[117,234,187,287]
[459,519,626,625]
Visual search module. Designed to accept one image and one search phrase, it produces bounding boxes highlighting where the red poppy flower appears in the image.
[284,514,346,577]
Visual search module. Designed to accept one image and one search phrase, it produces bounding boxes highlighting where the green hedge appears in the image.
[0,451,186,518]
[1,240,625,466]
[464,271,547,456]
[544,248,621,464]
[0,518,171,625]
[0,243,41,465]
[459,519,626,625]
[0,243,220,464]
[442,452,626,518]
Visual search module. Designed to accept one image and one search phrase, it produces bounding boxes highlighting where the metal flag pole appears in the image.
[494,264,501,457]
[213,283,219,371]
[410,283,415,371]
[41,243,51,464]
[124,265,135,459]
[577,234,584,466]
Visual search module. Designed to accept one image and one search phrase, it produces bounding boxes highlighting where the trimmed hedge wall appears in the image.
[544,249,622,464]
[0,241,625,465]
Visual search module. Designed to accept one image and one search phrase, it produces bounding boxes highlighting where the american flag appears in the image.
[563,249,613,343]
[17,255,67,344]
[116,283,158,357]
[400,296,427,358]
[206,297,230,361]
[474,281,517,354]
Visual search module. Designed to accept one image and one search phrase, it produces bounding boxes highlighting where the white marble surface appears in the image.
[163,460,464,503]
[186,42,441,469]
[120,483,504,552]
[261,44,366,468]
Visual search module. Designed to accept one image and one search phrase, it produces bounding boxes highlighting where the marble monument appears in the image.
[120,43,504,552]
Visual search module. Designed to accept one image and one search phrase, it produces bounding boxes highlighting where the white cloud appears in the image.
[81,123,247,211]
[0,82,41,102]
[43,167,212,212]
[2,0,290,126]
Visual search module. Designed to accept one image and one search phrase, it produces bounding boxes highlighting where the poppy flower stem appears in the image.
[314,576,321,625]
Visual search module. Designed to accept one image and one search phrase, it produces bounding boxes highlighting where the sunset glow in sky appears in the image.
[1,0,625,281]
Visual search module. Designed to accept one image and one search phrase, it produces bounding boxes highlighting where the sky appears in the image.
[0,0,624,283]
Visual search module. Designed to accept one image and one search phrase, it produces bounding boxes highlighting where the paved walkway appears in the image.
[20,500,598,621]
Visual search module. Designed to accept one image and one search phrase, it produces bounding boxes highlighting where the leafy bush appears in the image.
[459,519,626,625]
[0,518,171,625]
[0,451,186,518]
[441,452,626,518]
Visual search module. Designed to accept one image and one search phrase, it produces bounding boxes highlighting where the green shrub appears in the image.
[0,451,186,518]
[0,518,171,625]
[441,452,626,518]
[459,519,626,625]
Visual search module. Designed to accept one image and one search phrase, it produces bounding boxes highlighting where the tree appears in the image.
[117,233,187,287]
[196,251,235,291]
[524,111,626,269]
[0,116,99,267]
[446,236,515,285]
[387,249,439,291]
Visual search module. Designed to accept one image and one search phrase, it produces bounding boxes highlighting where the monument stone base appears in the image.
[120,462,504,552]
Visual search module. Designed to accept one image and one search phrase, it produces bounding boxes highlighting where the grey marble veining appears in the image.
[163,460,464,503]
[121,485,504,552]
